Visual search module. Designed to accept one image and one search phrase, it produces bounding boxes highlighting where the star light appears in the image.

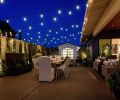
[76,5,80,10]
[49,29,52,33]
[40,22,44,26]
[38,36,41,38]
[72,25,74,28]
[58,10,62,14]
[74,38,76,40]
[18,29,22,32]
[38,32,40,34]
[23,17,27,22]
[47,34,49,36]
[60,27,63,30]
[40,14,44,18]
[56,32,58,34]
[68,11,72,15]
[29,26,32,30]
[65,29,68,31]
[27,33,30,36]
[6,19,9,23]
[76,25,79,28]
[0,0,4,4]
[53,17,57,22]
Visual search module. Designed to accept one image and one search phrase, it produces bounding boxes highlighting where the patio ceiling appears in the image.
[81,0,120,42]
[0,0,86,48]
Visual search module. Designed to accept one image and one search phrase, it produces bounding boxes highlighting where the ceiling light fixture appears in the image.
[23,17,27,22]
[58,10,62,14]
[53,17,57,22]
[40,14,44,18]
[6,19,9,23]
[40,22,44,26]
[29,26,32,30]
[68,11,72,15]
[0,0,4,4]
[76,5,80,10]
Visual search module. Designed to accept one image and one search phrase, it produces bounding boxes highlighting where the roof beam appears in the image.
[93,0,120,37]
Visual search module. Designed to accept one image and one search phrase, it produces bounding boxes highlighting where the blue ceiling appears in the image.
[0,0,86,48]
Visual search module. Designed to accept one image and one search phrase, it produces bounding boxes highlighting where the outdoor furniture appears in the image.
[101,60,117,78]
[93,59,101,71]
[38,56,55,82]
[56,58,71,79]
[32,58,39,75]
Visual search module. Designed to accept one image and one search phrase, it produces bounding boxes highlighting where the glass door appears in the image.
[62,48,74,59]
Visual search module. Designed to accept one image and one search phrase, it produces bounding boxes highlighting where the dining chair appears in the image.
[32,58,39,76]
[37,56,55,82]
[56,59,69,79]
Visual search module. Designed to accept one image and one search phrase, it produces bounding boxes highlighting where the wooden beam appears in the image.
[93,0,120,37]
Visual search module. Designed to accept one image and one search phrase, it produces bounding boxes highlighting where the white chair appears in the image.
[56,55,62,61]
[65,58,71,74]
[32,58,39,75]
[38,56,55,82]
[101,60,117,78]
[56,58,70,79]
[93,59,101,71]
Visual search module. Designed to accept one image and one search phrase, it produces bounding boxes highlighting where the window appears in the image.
[62,48,74,59]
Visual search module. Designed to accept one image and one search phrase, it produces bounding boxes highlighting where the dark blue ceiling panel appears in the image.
[0,0,86,47]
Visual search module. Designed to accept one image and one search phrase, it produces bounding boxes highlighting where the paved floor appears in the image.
[0,66,117,100]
